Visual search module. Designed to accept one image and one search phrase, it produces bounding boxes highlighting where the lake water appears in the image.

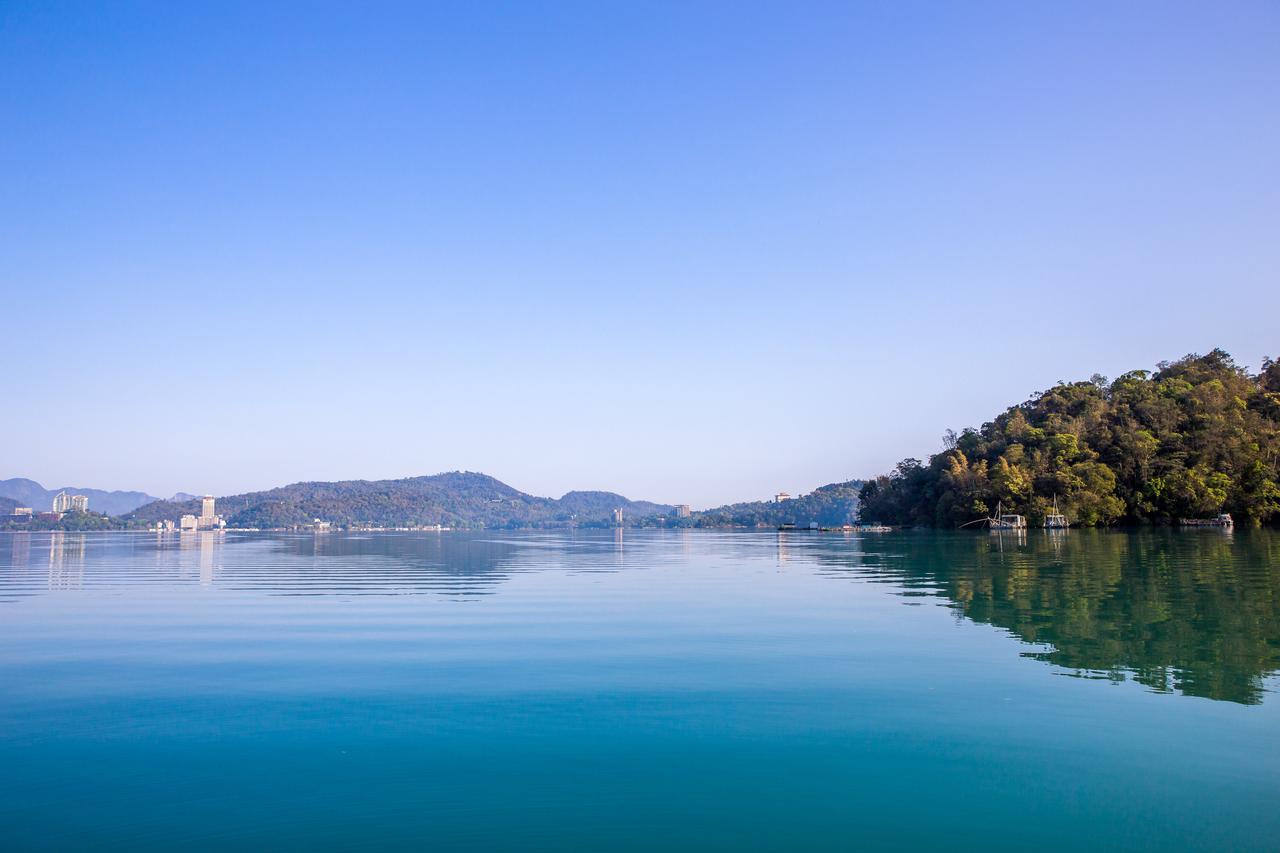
[1,529,1277,851]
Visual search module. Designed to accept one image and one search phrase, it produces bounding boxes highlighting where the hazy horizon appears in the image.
[4,2,1278,506]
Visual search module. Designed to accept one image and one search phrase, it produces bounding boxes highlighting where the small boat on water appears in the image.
[1044,495,1068,529]
[1179,513,1233,528]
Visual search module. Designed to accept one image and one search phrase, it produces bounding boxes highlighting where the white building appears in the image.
[675,504,691,518]
[612,508,624,525]
[179,514,199,531]
[775,492,792,503]
[52,492,89,513]
[196,495,225,529]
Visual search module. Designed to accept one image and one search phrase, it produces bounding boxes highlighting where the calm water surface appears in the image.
[1,529,1277,851]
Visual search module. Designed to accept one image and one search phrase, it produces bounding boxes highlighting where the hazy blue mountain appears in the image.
[124,472,675,529]
[0,478,162,516]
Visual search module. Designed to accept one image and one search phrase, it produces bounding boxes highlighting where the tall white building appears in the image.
[675,504,692,518]
[52,492,89,513]
[200,495,216,522]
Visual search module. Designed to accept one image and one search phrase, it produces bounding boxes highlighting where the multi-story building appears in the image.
[774,492,792,503]
[52,492,89,513]
[194,495,226,529]
[612,508,624,526]
[675,504,692,518]
[180,514,199,532]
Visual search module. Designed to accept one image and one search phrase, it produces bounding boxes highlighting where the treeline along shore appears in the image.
[858,349,1280,528]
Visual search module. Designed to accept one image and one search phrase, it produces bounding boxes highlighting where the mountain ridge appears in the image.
[0,478,163,516]
[124,471,679,529]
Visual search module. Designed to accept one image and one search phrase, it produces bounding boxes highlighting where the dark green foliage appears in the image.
[679,480,863,528]
[860,350,1280,527]
[0,509,118,531]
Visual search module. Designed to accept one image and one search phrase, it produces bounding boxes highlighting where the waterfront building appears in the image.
[179,514,199,531]
[612,508,624,526]
[196,495,226,529]
[10,507,33,519]
[675,504,691,518]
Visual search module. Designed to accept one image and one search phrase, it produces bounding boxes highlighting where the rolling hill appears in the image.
[124,472,675,529]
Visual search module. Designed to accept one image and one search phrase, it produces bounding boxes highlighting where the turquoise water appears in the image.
[1,529,1277,851]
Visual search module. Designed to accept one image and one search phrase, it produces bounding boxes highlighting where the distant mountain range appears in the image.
[0,478,163,516]
[3,471,862,530]
[124,472,678,529]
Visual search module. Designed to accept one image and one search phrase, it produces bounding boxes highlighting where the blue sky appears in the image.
[3,1,1278,506]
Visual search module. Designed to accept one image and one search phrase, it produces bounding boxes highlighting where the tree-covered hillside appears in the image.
[676,480,863,528]
[124,472,673,529]
[859,350,1280,527]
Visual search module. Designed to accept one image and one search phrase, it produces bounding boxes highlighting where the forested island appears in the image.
[858,349,1280,527]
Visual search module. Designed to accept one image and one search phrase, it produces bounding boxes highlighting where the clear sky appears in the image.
[3,1,1278,507]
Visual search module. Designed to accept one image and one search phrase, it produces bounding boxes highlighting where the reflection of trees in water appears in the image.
[818,530,1280,704]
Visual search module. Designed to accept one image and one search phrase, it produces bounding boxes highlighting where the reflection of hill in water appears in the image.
[262,530,639,597]
[809,530,1280,705]
[259,533,525,597]
[1,530,644,602]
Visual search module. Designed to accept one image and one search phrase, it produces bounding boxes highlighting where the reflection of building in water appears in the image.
[199,532,216,585]
[175,529,221,584]
[47,532,86,590]
[9,532,31,566]
[989,529,1027,555]
[776,532,791,565]
[52,491,89,513]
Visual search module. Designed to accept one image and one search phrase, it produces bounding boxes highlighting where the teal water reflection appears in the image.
[0,529,1277,851]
